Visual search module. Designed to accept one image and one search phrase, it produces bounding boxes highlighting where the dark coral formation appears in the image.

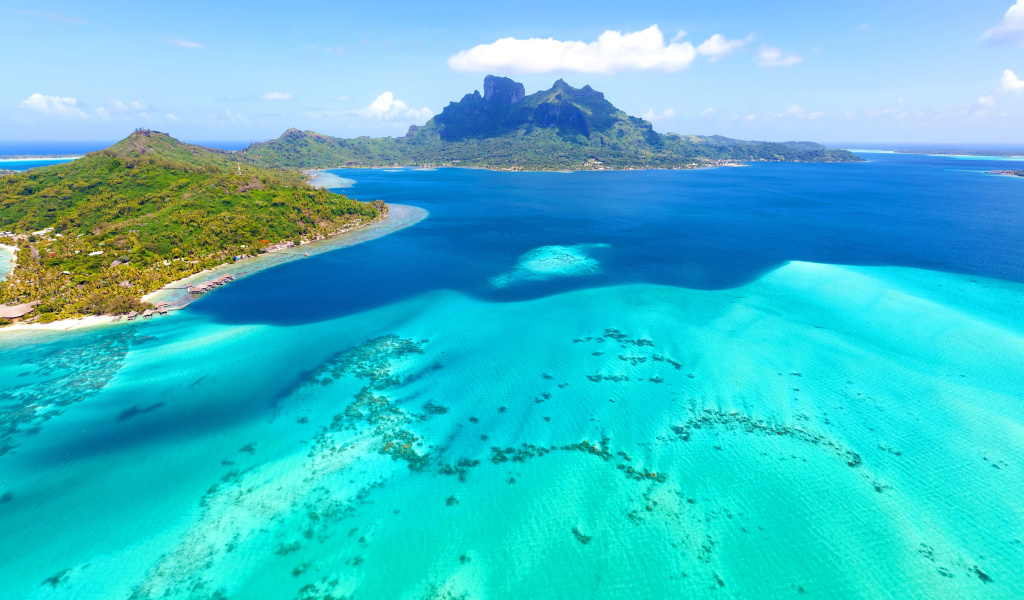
[669,409,863,468]
[1,329,142,456]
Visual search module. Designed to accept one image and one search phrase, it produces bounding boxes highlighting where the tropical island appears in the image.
[0,130,386,324]
[988,169,1024,177]
[1,75,860,326]
[242,76,861,170]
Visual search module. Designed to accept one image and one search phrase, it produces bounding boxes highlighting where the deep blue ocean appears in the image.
[196,153,1024,326]
[0,152,1022,599]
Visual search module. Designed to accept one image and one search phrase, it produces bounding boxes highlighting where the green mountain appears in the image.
[242,75,860,170]
[0,130,386,320]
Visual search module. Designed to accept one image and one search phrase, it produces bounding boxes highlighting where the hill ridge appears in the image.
[241,76,860,170]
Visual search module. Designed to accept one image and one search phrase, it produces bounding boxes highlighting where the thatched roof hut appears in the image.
[0,300,40,320]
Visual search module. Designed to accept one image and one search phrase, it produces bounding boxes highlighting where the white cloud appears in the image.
[166,113,180,121]
[756,45,802,67]
[1001,69,1024,93]
[642,108,677,122]
[448,25,743,74]
[261,92,293,101]
[359,92,431,121]
[18,93,87,118]
[979,95,997,106]
[809,111,824,120]
[786,104,806,117]
[745,114,757,122]
[983,0,1024,45]
[163,38,203,49]
[700,107,718,117]
[695,33,751,62]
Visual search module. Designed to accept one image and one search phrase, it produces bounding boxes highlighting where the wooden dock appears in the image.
[187,273,236,295]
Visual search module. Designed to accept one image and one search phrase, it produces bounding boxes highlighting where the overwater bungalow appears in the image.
[158,307,169,316]
[142,309,154,319]
[126,311,138,321]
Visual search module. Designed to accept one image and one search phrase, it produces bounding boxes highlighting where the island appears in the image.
[0,130,386,325]
[1,75,861,327]
[988,169,1024,177]
[241,75,861,171]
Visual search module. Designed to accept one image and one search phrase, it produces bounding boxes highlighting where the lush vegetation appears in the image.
[0,130,386,321]
[242,76,862,170]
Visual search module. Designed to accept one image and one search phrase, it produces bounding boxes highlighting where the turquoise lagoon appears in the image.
[0,153,1023,599]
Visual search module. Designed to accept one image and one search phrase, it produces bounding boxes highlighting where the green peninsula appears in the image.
[0,130,385,322]
[242,76,861,170]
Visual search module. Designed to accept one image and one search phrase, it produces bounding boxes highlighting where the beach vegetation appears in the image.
[0,130,387,320]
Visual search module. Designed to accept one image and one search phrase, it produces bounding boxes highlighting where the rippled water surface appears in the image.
[1,153,1022,600]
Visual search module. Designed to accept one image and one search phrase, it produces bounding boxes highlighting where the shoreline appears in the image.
[0,314,115,335]
[986,170,1024,178]
[303,169,357,189]
[301,162,766,176]
[0,204,427,338]
[0,156,81,162]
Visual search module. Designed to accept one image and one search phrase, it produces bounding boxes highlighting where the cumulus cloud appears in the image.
[18,93,87,118]
[1001,69,1024,92]
[163,38,203,49]
[448,25,745,74]
[700,107,718,117]
[696,33,752,62]
[166,113,180,121]
[983,1,1024,45]
[756,45,802,67]
[359,92,431,121]
[979,95,997,106]
[261,91,293,101]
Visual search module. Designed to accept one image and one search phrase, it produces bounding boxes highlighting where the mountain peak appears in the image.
[101,129,234,170]
[483,75,525,105]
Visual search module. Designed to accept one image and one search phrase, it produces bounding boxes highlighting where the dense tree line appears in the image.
[0,131,386,319]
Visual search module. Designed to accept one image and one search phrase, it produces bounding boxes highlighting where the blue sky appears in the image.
[3,0,1024,144]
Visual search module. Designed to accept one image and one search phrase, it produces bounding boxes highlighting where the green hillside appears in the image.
[241,76,861,170]
[0,130,386,321]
